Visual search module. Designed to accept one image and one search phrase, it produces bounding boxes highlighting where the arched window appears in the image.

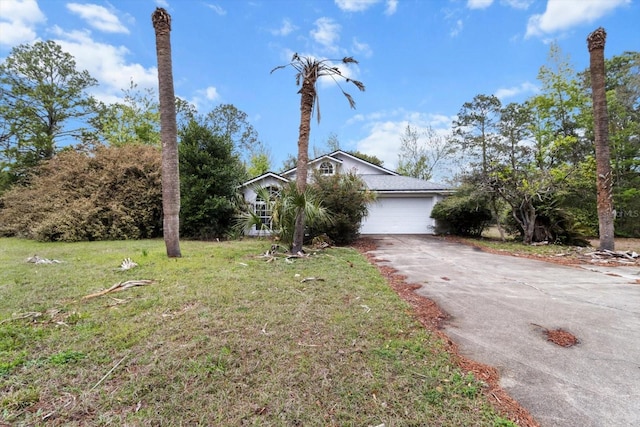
[319,161,334,175]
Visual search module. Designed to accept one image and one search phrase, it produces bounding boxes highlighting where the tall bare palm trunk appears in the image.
[587,27,615,251]
[152,7,181,257]
[291,78,315,254]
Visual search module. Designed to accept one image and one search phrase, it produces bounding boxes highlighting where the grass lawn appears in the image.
[1,238,515,426]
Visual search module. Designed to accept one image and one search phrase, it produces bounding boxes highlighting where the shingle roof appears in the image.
[360,174,452,192]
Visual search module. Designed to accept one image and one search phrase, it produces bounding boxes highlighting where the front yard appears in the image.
[1,238,516,426]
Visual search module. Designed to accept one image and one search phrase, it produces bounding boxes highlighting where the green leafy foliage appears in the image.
[0,40,98,189]
[0,145,162,241]
[431,184,492,237]
[308,171,376,245]
[235,182,331,248]
[179,119,247,239]
[89,80,160,146]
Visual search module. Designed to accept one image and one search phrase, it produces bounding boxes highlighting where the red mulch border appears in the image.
[351,237,540,427]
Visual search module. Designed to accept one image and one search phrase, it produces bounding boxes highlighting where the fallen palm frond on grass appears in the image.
[1,238,517,426]
[82,280,153,300]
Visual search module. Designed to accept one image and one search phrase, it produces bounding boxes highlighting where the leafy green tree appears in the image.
[453,94,502,175]
[206,104,264,163]
[90,81,160,146]
[179,119,246,239]
[308,170,376,245]
[600,52,639,237]
[0,145,162,241]
[0,40,97,188]
[152,7,181,257]
[271,53,365,254]
[397,124,456,181]
[347,150,384,167]
[452,94,506,238]
[246,147,272,178]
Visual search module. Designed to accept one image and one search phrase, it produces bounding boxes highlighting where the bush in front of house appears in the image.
[430,184,492,237]
[308,171,376,245]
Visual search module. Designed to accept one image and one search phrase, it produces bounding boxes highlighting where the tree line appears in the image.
[400,44,639,241]
[0,38,372,246]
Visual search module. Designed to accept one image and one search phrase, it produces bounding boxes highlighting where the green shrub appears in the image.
[430,184,492,237]
[179,119,247,239]
[308,171,376,245]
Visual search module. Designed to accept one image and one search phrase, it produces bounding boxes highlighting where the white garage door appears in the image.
[360,196,434,234]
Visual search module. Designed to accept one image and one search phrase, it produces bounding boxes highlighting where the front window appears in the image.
[319,161,334,175]
[253,186,280,229]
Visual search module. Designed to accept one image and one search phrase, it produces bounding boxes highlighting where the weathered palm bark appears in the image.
[587,27,615,251]
[291,69,316,254]
[152,8,181,257]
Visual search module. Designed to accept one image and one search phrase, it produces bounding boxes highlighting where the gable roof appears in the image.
[281,150,398,177]
[239,172,289,188]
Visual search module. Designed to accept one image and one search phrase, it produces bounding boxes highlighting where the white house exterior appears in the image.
[239,150,453,235]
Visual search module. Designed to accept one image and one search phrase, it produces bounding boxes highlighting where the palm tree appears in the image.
[235,183,331,247]
[152,7,181,257]
[271,54,365,253]
[587,27,615,251]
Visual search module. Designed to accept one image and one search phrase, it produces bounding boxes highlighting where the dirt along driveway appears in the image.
[366,235,640,427]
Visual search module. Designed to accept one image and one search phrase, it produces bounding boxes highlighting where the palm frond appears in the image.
[270,64,288,74]
[342,56,359,64]
[343,91,356,109]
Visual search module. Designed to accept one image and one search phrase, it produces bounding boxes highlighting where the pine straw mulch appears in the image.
[351,237,540,427]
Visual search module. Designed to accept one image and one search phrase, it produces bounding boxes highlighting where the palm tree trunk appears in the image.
[587,27,615,251]
[291,78,315,254]
[152,8,181,257]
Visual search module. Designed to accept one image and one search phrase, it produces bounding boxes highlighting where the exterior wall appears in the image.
[331,152,390,175]
[282,152,394,181]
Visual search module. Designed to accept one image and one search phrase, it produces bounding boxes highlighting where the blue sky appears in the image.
[1,0,638,175]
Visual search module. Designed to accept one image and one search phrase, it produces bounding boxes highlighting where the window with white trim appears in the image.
[253,186,280,229]
[319,161,334,175]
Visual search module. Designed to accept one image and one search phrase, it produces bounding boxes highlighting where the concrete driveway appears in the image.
[367,235,640,427]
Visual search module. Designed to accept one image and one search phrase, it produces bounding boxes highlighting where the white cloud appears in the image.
[526,0,630,38]
[502,0,534,10]
[385,0,398,15]
[450,19,463,37]
[467,0,494,10]
[205,86,220,101]
[189,85,221,110]
[310,17,341,53]
[352,37,372,58]
[270,18,297,36]
[354,110,455,170]
[155,0,169,8]
[66,3,129,34]
[494,81,539,100]
[335,0,381,12]
[50,26,157,103]
[0,0,46,47]
[206,4,226,16]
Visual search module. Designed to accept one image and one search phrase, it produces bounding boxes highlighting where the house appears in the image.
[239,150,453,235]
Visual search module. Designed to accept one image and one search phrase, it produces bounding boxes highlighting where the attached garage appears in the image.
[360,195,435,234]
